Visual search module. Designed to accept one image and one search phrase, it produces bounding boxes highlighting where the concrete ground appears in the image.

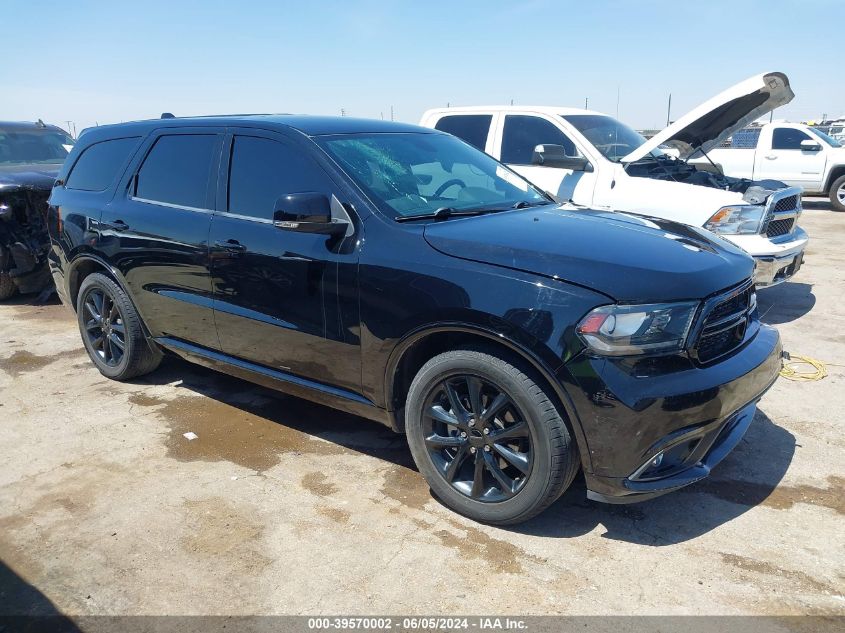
[0,201,843,617]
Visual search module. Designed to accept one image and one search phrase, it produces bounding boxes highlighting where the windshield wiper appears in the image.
[394,206,510,223]
[512,199,555,209]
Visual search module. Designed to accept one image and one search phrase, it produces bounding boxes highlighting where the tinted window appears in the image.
[135,134,218,208]
[772,128,811,150]
[66,137,139,191]
[434,115,492,150]
[501,116,580,165]
[228,136,333,220]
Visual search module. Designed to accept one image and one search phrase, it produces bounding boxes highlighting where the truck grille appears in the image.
[772,195,799,213]
[766,218,795,238]
[693,282,754,364]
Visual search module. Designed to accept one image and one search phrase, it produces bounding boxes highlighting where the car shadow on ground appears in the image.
[136,359,794,546]
[0,560,80,630]
[758,281,815,325]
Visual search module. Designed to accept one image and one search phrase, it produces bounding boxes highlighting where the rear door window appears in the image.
[227,135,334,221]
[135,134,218,208]
[434,115,493,151]
[66,137,140,191]
[501,115,580,165]
[771,128,812,150]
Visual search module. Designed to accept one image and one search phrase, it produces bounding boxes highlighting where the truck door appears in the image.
[755,126,827,190]
[493,114,596,204]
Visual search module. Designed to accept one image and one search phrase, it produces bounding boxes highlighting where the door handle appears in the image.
[102,219,129,232]
[764,155,777,160]
[214,239,247,253]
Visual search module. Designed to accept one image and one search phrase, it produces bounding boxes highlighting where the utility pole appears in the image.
[666,93,672,126]
[585,97,588,109]
[65,121,74,137]
[390,105,394,121]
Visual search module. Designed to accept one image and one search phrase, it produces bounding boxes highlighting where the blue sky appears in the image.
[4,0,842,134]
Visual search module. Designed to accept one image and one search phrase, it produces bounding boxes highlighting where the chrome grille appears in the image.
[766,218,795,238]
[693,283,754,364]
[772,195,799,213]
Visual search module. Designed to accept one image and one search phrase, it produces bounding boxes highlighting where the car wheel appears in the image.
[830,175,845,212]
[0,272,17,301]
[405,348,579,525]
[76,273,162,380]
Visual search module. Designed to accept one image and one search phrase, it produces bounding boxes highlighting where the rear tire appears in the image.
[829,175,845,212]
[405,348,579,525]
[0,272,17,301]
[76,273,162,380]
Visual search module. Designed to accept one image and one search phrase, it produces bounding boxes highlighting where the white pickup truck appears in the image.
[420,72,808,287]
[698,122,845,212]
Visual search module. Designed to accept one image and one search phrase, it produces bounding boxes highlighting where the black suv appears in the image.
[47,115,781,524]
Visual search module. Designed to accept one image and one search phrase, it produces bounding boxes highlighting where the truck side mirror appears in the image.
[800,139,822,152]
[531,145,593,172]
[273,193,349,236]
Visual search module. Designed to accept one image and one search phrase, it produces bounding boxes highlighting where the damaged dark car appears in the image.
[0,120,73,300]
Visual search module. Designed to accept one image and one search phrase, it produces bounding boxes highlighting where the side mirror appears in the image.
[800,139,822,152]
[273,193,350,236]
[531,144,593,172]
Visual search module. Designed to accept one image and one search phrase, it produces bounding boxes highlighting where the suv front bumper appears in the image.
[562,324,782,504]
[727,227,808,287]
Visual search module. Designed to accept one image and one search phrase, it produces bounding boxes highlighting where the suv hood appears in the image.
[423,206,754,303]
[0,164,61,192]
[622,71,794,163]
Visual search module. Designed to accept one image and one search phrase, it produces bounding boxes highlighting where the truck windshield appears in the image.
[0,129,74,165]
[562,114,651,162]
[809,127,842,148]
[317,132,548,220]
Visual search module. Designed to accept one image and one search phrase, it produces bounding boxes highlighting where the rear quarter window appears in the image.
[134,134,218,209]
[65,137,140,191]
[434,115,493,150]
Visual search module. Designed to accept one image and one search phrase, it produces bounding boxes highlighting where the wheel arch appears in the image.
[384,324,592,472]
[824,165,845,194]
[67,255,125,310]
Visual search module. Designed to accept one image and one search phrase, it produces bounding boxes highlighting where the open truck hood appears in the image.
[622,71,794,163]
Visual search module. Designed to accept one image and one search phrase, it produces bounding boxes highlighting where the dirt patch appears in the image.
[0,348,83,378]
[693,475,845,515]
[422,518,546,575]
[129,392,347,472]
[317,506,351,524]
[720,553,842,597]
[181,497,271,573]
[380,464,430,510]
[301,472,339,497]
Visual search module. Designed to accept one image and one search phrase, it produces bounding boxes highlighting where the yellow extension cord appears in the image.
[779,353,828,382]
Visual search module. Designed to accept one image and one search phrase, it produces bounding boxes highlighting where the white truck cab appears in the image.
[420,72,808,287]
[701,121,845,212]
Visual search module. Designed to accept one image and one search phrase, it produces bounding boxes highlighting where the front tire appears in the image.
[0,272,17,301]
[830,175,845,212]
[76,273,162,380]
[405,348,579,525]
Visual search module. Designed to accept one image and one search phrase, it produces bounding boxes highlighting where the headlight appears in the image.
[705,205,766,235]
[576,302,699,356]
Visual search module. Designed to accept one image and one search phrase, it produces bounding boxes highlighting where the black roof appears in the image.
[78,114,436,143]
[0,120,70,134]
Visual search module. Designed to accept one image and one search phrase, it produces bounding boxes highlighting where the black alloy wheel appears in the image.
[82,287,126,367]
[423,374,533,502]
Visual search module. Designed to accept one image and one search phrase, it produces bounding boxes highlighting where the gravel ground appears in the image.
[0,201,843,617]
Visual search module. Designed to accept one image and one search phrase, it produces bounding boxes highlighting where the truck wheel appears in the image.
[830,175,845,212]
[76,273,162,380]
[405,348,579,525]
[0,273,17,301]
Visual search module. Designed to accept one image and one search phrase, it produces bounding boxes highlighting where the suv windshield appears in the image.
[317,132,548,219]
[0,129,74,165]
[562,114,651,162]
[809,127,842,148]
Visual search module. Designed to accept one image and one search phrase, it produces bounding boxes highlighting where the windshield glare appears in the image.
[318,133,547,219]
[809,127,842,148]
[562,114,650,162]
[0,129,74,165]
